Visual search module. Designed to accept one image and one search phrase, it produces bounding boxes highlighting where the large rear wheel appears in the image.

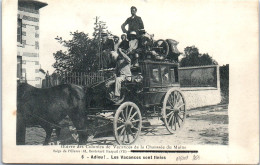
[113,102,142,145]
[162,89,186,134]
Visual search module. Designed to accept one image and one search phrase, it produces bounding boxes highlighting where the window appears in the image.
[170,66,178,83]
[22,60,26,64]
[149,64,161,86]
[17,19,22,43]
[161,66,170,85]
[35,61,39,65]
[35,69,39,73]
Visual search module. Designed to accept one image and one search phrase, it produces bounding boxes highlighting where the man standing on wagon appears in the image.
[121,6,144,39]
[114,48,132,101]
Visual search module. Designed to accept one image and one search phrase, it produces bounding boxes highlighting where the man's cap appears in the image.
[139,29,146,34]
[101,32,108,36]
[129,31,137,35]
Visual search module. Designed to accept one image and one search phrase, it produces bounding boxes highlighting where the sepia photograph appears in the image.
[2,0,259,164]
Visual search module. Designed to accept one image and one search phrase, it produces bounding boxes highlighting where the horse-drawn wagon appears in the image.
[17,33,186,145]
[83,59,186,145]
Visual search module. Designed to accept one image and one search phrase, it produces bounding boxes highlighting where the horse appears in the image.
[16,83,89,145]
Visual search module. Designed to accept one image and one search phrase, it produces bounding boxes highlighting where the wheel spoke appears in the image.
[166,107,174,111]
[167,113,174,126]
[117,118,124,123]
[127,107,133,120]
[119,127,125,136]
[129,111,138,121]
[122,130,126,142]
[117,124,125,130]
[127,132,130,143]
[131,119,140,123]
[132,126,139,131]
[174,116,177,130]
[178,114,183,122]
[172,92,175,105]
[174,92,177,105]
[167,99,174,108]
[171,114,175,129]
[130,131,136,139]
[120,111,126,121]
[166,111,174,117]
[176,92,181,104]
[125,106,128,119]
[177,103,185,109]
[176,115,180,128]
[170,94,175,107]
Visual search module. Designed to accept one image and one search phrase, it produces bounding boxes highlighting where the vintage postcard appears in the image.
[2,0,259,164]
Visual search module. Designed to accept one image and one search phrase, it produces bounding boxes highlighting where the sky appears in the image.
[38,0,257,73]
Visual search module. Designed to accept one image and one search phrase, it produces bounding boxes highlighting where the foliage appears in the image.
[180,46,218,67]
[52,17,109,73]
[52,31,99,73]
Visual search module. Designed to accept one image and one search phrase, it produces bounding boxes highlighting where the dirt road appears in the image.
[25,104,228,145]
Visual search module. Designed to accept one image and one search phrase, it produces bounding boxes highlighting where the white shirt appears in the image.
[128,39,138,52]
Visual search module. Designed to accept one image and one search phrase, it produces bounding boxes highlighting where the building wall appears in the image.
[17,1,46,88]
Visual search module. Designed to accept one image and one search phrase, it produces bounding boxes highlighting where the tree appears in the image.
[52,17,109,73]
[180,46,218,67]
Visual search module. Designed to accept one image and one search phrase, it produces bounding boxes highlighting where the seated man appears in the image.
[127,31,140,67]
[114,48,132,100]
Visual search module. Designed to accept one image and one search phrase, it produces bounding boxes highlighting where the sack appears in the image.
[166,39,181,55]
[166,39,181,62]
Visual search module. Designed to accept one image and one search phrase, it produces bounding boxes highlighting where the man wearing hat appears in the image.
[101,33,114,51]
[121,6,144,39]
[113,35,120,51]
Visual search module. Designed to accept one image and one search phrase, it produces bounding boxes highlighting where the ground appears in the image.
[25,104,228,145]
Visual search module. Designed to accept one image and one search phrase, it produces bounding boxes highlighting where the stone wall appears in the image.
[181,87,221,109]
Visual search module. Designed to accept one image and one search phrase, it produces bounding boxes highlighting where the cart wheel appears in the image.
[162,89,186,134]
[153,39,169,58]
[113,102,142,145]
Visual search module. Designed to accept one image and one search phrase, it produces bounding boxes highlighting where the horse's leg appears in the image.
[42,125,53,145]
[16,112,26,145]
[68,112,88,145]
[55,127,61,139]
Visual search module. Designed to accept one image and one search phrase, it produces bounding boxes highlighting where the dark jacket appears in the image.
[122,16,144,36]
[119,40,129,50]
